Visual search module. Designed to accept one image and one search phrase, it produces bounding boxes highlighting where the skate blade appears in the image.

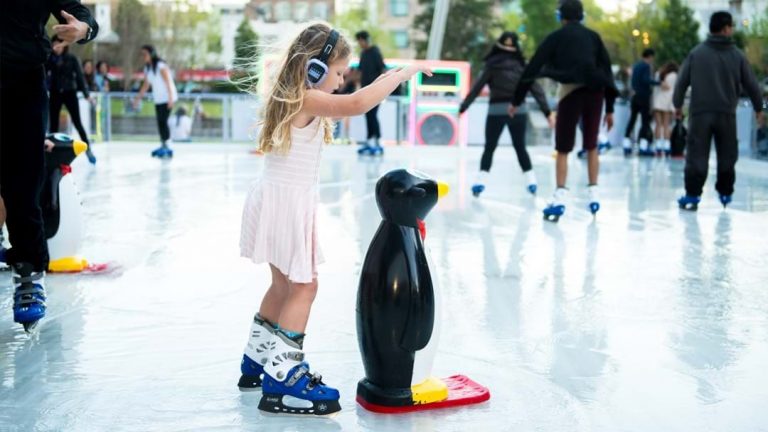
[22,320,43,334]
[238,386,262,392]
[543,214,560,222]
[259,410,339,419]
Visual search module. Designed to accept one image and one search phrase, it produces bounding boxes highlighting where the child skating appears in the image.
[237,23,431,417]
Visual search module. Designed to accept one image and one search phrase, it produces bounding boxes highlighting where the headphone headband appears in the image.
[306,29,339,87]
[316,30,339,64]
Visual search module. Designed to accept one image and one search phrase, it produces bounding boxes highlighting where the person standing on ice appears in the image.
[236,22,431,416]
[674,11,764,211]
[510,0,617,222]
[459,31,554,198]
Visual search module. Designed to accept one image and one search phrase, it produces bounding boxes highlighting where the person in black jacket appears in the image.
[510,0,617,222]
[459,31,553,197]
[623,48,658,156]
[48,36,96,164]
[355,31,387,155]
[0,0,98,331]
[674,11,764,211]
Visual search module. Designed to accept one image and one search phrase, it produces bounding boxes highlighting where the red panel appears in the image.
[356,375,490,414]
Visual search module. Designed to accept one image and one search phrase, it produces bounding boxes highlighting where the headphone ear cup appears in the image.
[306,59,329,87]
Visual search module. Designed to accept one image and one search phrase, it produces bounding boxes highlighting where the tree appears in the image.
[148,1,210,70]
[744,6,768,78]
[234,16,259,72]
[115,0,151,90]
[519,0,558,52]
[333,5,397,58]
[649,0,699,65]
[413,0,499,75]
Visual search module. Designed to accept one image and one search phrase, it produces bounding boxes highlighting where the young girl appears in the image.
[237,23,430,417]
[652,62,678,156]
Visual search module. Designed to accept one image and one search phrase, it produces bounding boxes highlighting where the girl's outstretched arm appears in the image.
[302,65,431,118]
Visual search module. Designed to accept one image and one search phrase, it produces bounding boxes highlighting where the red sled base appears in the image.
[356,375,490,414]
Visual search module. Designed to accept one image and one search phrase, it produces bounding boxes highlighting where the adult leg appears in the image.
[155,103,171,145]
[684,113,714,197]
[48,91,64,134]
[0,67,50,271]
[480,115,506,172]
[712,114,738,198]
[62,91,90,145]
[639,98,654,144]
[624,96,640,140]
[508,114,532,172]
[555,90,585,188]
[365,105,381,140]
[580,89,603,186]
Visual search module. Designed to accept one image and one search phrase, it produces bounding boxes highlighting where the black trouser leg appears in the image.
[625,96,641,139]
[62,91,90,145]
[0,67,50,271]
[684,113,714,197]
[638,98,653,143]
[507,114,531,172]
[712,114,738,196]
[365,105,380,140]
[49,91,64,133]
[155,103,171,144]
[480,115,506,171]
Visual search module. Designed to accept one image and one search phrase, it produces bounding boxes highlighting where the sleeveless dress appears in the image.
[240,117,325,283]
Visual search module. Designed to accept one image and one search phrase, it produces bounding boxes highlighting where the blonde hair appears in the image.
[257,23,351,154]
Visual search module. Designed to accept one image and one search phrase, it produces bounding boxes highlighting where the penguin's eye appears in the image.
[408,187,426,198]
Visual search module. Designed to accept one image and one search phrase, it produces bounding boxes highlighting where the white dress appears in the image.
[240,117,325,283]
[653,72,677,112]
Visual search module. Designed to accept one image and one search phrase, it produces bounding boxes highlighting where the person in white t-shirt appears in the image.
[133,45,178,158]
[168,106,192,142]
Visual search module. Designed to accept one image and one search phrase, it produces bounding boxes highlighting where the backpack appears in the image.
[670,119,687,158]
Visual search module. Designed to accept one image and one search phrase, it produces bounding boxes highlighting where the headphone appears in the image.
[306,29,339,87]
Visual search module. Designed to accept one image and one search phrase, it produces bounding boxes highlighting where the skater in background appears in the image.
[47,36,97,164]
[1,0,98,332]
[133,45,178,158]
[237,23,431,416]
[355,30,387,155]
[623,49,658,156]
[674,11,764,210]
[510,0,617,222]
[459,31,554,198]
[652,62,678,156]
[94,61,110,92]
[82,59,96,91]
[168,106,192,142]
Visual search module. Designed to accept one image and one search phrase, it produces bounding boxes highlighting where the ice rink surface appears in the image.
[2,142,767,432]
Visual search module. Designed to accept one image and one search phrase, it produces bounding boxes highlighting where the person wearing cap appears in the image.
[510,0,617,222]
[459,32,554,198]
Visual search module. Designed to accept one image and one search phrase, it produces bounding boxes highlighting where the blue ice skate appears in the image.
[543,204,565,222]
[238,354,265,390]
[357,144,383,156]
[259,362,341,417]
[471,184,485,197]
[678,195,700,211]
[527,184,537,195]
[719,194,732,208]
[589,202,600,214]
[151,147,174,158]
[597,141,612,154]
[12,263,47,332]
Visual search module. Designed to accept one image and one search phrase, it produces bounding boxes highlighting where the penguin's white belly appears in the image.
[47,175,84,259]
[411,245,442,386]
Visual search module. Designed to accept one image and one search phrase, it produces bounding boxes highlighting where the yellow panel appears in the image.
[411,376,449,404]
[49,256,89,272]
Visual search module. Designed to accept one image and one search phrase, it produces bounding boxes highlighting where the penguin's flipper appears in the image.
[398,229,435,352]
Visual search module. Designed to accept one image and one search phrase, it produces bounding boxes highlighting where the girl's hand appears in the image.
[396,65,432,82]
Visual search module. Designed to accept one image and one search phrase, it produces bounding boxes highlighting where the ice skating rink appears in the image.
[2,142,768,432]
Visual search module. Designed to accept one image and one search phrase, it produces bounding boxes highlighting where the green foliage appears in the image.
[115,0,151,90]
[648,0,700,65]
[333,6,397,58]
[412,0,499,75]
[234,16,259,72]
[519,0,558,51]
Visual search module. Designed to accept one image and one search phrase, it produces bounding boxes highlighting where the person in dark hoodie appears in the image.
[623,48,659,156]
[674,11,764,211]
[510,0,617,222]
[459,31,553,197]
[47,35,96,164]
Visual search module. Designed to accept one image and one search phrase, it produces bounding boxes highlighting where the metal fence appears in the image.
[64,92,767,160]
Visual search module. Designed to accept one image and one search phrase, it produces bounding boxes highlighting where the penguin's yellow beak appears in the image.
[437,181,449,199]
[73,140,88,156]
